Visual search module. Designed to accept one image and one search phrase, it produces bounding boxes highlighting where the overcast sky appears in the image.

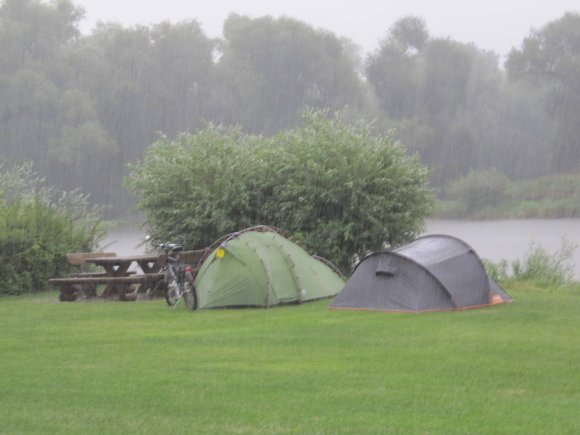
[73,0,580,59]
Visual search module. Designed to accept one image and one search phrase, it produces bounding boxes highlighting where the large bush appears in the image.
[127,111,433,271]
[0,163,106,295]
[449,169,509,211]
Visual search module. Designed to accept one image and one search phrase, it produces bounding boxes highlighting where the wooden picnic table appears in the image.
[50,249,208,302]
[50,254,164,301]
[85,254,162,275]
[84,254,163,298]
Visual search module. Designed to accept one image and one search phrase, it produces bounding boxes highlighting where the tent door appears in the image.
[375,254,398,276]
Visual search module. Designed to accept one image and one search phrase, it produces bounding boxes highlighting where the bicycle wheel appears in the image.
[165,281,180,307]
[183,278,198,310]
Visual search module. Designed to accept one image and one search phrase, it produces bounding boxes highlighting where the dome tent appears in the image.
[330,234,512,312]
[195,227,345,309]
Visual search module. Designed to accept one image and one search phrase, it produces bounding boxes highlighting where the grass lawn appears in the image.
[1,284,580,434]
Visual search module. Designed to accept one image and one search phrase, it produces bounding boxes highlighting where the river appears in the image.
[424,219,580,278]
[103,219,580,278]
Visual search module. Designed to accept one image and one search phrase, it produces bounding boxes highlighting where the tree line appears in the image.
[1,0,580,216]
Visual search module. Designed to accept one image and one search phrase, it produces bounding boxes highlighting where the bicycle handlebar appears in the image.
[156,242,184,253]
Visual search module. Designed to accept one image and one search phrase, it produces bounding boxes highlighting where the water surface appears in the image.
[102,219,580,278]
[425,219,580,278]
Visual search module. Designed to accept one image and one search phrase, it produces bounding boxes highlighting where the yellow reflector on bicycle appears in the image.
[216,248,225,259]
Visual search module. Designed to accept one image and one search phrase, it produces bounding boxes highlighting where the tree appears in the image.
[127,111,433,271]
[507,12,580,171]
[0,0,83,71]
[261,111,433,270]
[216,14,366,133]
[0,0,116,205]
[366,17,555,187]
[148,21,215,134]
[365,17,428,119]
[46,20,216,211]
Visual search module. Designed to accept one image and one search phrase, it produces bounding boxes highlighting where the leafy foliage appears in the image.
[483,238,577,287]
[0,3,578,218]
[217,15,366,134]
[127,111,433,271]
[0,162,106,295]
[127,125,259,247]
[447,168,509,215]
[510,239,577,287]
[438,172,580,219]
[482,258,510,283]
[366,17,557,186]
[507,12,580,171]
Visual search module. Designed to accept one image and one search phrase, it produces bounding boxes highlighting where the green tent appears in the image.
[195,229,345,309]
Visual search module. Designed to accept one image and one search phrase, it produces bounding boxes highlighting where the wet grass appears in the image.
[1,286,580,434]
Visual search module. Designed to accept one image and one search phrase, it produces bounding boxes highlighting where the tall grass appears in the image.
[1,286,580,434]
[437,172,580,219]
[484,238,577,287]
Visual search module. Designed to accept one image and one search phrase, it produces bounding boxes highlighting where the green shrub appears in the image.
[127,110,433,272]
[438,172,580,219]
[447,168,509,216]
[514,173,580,201]
[0,162,106,295]
[511,238,576,287]
[484,238,577,287]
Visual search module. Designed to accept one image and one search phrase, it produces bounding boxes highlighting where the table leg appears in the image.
[119,285,138,301]
[58,283,78,302]
[99,262,132,298]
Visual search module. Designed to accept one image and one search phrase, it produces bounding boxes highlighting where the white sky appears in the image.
[73,0,580,59]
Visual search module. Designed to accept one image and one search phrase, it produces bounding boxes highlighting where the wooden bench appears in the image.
[50,273,164,301]
[56,252,116,299]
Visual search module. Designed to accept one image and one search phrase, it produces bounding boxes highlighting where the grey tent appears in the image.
[330,234,512,312]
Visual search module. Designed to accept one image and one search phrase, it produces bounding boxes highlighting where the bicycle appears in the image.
[154,242,198,310]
